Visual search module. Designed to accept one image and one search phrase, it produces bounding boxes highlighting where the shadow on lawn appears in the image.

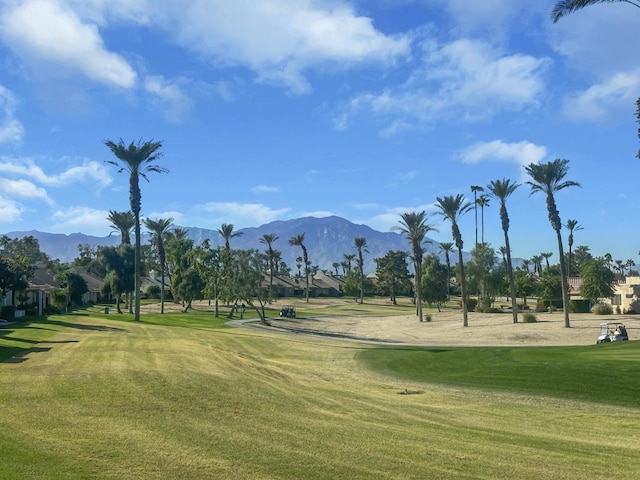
[41,319,126,333]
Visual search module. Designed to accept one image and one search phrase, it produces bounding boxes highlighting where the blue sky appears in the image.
[0,0,638,263]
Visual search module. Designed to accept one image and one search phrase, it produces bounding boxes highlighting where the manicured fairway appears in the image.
[1,309,640,479]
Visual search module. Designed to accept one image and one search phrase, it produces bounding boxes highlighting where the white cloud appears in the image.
[337,38,550,132]
[0,178,53,205]
[0,85,24,145]
[195,202,292,228]
[0,196,24,224]
[51,206,111,235]
[459,140,548,169]
[0,157,112,188]
[0,0,136,88]
[563,70,640,121]
[152,0,409,94]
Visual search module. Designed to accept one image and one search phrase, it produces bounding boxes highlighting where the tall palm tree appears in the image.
[487,178,520,324]
[435,195,472,327]
[551,0,639,23]
[439,241,455,301]
[565,219,583,277]
[144,217,173,314]
[541,252,554,271]
[476,194,490,244]
[521,259,531,273]
[218,223,243,250]
[259,233,279,292]
[470,185,484,248]
[107,210,135,245]
[525,159,580,328]
[105,138,167,322]
[354,237,368,304]
[395,211,436,322]
[288,234,310,303]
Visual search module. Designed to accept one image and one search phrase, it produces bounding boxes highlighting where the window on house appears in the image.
[612,295,622,305]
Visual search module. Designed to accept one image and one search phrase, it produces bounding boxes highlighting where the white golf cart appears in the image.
[596,322,629,344]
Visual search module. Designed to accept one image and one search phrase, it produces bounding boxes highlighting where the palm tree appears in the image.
[531,255,543,276]
[470,185,484,247]
[486,178,520,323]
[565,219,583,277]
[439,241,455,301]
[476,194,490,244]
[332,262,340,275]
[343,254,356,274]
[288,234,310,303]
[354,237,368,304]
[521,259,531,273]
[435,195,473,327]
[105,138,167,322]
[551,0,639,23]
[144,217,173,314]
[526,159,580,328]
[218,223,243,250]
[259,233,279,292]
[395,211,436,322]
[107,210,135,245]
[541,252,554,271]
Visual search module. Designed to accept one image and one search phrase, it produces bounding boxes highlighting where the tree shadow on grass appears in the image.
[1,346,52,363]
[40,319,126,332]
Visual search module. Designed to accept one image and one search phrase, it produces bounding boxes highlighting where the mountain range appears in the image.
[4,215,464,274]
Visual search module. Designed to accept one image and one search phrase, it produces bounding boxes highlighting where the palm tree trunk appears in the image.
[458,249,469,327]
[160,261,165,314]
[134,216,141,321]
[415,261,423,322]
[555,229,571,328]
[504,233,518,323]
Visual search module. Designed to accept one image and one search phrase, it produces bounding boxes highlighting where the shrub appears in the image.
[484,307,503,314]
[592,303,613,315]
[0,305,16,321]
[522,313,537,323]
[569,299,591,313]
[424,314,432,322]
[463,297,478,312]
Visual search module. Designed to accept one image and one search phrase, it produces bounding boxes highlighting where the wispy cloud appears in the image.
[144,75,193,123]
[0,157,112,188]
[51,206,111,235]
[0,178,53,205]
[194,202,292,228]
[336,38,550,132]
[0,85,24,145]
[0,196,24,224]
[251,184,281,194]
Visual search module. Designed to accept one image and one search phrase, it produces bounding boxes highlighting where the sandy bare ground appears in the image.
[145,298,638,347]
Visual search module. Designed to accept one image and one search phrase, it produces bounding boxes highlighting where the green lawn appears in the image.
[1,307,640,479]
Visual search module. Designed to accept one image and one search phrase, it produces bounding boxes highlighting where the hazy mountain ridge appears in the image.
[4,216,460,273]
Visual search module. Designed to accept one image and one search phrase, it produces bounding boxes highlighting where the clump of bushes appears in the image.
[522,313,537,323]
[458,297,477,312]
[592,303,613,315]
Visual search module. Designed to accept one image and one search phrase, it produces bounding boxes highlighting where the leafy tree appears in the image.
[0,256,32,302]
[395,211,437,322]
[580,257,616,303]
[435,195,473,326]
[288,234,310,303]
[105,138,168,322]
[513,269,536,306]
[537,269,563,309]
[144,217,173,314]
[526,159,580,328]
[343,270,374,299]
[228,249,272,322]
[487,178,520,322]
[421,255,448,311]
[97,245,134,314]
[354,237,368,304]
[173,266,204,313]
[165,228,194,306]
[467,243,498,310]
[375,250,411,304]
[54,270,88,305]
[0,235,50,266]
[192,240,224,317]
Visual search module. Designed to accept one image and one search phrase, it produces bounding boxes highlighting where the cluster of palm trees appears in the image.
[397,159,580,327]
